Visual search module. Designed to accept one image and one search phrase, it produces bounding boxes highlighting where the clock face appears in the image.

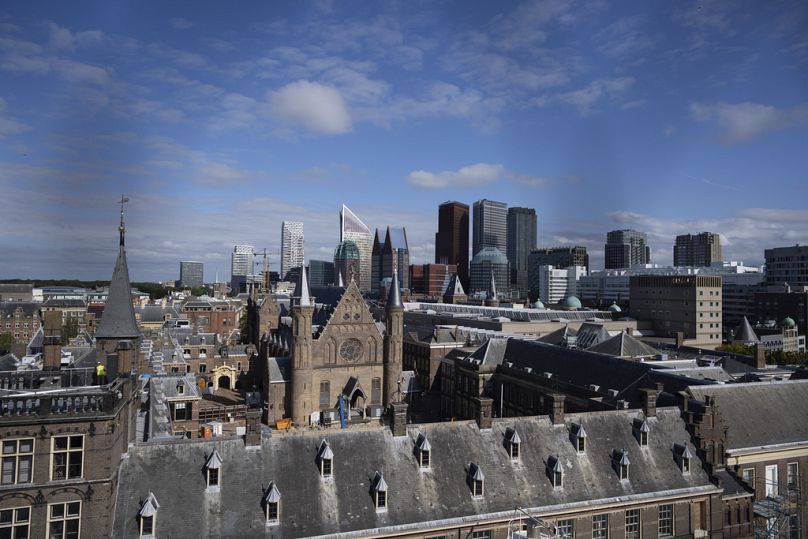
[339,338,363,362]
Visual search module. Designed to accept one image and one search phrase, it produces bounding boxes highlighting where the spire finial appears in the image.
[488,269,497,299]
[387,266,403,309]
[118,194,129,248]
[297,264,311,306]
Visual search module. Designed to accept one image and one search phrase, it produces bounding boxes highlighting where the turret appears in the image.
[290,265,314,426]
[383,267,404,408]
[485,270,500,307]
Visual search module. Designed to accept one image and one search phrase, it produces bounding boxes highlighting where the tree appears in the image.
[716,343,755,356]
[61,317,79,343]
[0,333,13,355]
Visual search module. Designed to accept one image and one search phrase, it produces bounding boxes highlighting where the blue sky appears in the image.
[1,0,807,281]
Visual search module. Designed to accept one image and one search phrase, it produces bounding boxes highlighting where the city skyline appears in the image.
[1,1,807,281]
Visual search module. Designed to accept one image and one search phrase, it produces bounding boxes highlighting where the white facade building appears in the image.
[537,265,587,304]
[280,221,305,280]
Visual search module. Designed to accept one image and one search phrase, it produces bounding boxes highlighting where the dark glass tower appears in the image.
[435,201,470,290]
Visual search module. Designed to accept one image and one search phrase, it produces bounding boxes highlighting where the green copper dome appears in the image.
[608,302,622,313]
[563,296,582,309]
[533,300,545,309]
[782,316,796,329]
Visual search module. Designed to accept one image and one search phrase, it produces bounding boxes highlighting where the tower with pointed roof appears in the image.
[290,265,314,425]
[485,270,500,308]
[96,196,141,377]
[383,268,404,408]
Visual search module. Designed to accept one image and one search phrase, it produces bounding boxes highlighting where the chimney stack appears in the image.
[639,388,659,417]
[755,344,766,369]
[42,311,62,370]
[548,394,565,425]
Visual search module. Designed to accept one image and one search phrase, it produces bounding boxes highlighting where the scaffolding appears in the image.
[754,474,802,538]
[507,508,560,539]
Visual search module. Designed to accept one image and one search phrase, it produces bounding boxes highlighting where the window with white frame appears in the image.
[48,501,80,539]
[787,462,798,488]
[470,532,491,539]
[1,438,33,485]
[140,514,154,537]
[592,513,608,539]
[742,468,755,487]
[51,435,83,480]
[625,508,641,539]
[263,482,280,524]
[556,519,573,538]
[659,504,674,537]
[0,506,30,538]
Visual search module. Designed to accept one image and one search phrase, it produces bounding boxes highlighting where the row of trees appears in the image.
[716,343,808,365]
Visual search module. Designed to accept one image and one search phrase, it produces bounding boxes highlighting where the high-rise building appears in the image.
[472,199,507,257]
[280,221,305,280]
[604,229,650,269]
[529,246,589,272]
[469,247,509,296]
[334,240,361,286]
[535,265,587,305]
[410,263,456,297]
[506,207,537,298]
[372,227,410,292]
[435,201,470,290]
[179,261,204,288]
[231,244,254,294]
[308,260,335,287]
[340,205,373,292]
[630,274,722,347]
[674,232,722,267]
[764,245,808,286]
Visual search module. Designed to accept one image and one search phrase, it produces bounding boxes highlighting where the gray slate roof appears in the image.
[0,301,40,318]
[733,317,760,344]
[112,408,716,538]
[95,247,140,339]
[688,380,808,450]
[587,332,660,358]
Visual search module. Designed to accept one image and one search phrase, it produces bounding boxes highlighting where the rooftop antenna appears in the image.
[118,194,129,247]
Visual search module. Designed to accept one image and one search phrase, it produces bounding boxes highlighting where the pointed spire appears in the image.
[118,194,129,248]
[387,266,403,309]
[488,269,497,299]
[295,264,311,307]
[337,269,344,287]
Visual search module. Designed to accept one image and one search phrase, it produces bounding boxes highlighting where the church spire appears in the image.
[386,267,403,310]
[488,269,497,300]
[118,194,129,248]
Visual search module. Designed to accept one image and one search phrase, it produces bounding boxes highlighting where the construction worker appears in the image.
[95,362,106,385]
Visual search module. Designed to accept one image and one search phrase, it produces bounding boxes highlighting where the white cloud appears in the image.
[0,96,28,139]
[269,80,352,135]
[690,101,808,144]
[407,163,506,189]
[193,163,251,186]
[559,77,635,115]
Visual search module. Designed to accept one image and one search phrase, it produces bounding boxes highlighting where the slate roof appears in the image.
[733,317,760,344]
[112,408,716,538]
[0,301,40,318]
[267,357,290,383]
[95,245,140,340]
[0,353,18,371]
[688,380,808,450]
[587,332,660,358]
[42,298,87,308]
[575,322,612,349]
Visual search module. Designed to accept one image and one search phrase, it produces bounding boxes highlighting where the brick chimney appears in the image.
[389,402,409,436]
[639,388,659,417]
[548,393,565,425]
[42,311,62,370]
[675,332,684,347]
[244,409,262,447]
[755,344,766,369]
[474,397,493,429]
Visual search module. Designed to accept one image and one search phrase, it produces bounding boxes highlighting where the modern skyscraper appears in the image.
[340,205,373,292]
[179,261,204,288]
[529,246,589,271]
[472,199,507,257]
[334,240,361,286]
[764,245,808,286]
[280,221,305,280]
[372,227,410,292]
[604,229,650,269]
[506,207,537,297]
[673,232,722,267]
[308,260,335,287]
[230,244,254,293]
[435,201,470,290]
[469,247,509,296]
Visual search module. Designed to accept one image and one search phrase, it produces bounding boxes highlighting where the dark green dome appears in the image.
[782,316,796,329]
[563,296,582,309]
[608,302,622,313]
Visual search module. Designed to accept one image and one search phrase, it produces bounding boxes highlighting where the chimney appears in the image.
[474,397,493,429]
[639,388,658,417]
[389,402,408,436]
[675,332,684,347]
[42,311,62,370]
[755,344,766,369]
[548,394,565,425]
[244,409,262,447]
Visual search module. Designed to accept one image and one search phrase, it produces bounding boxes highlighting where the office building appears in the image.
[280,221,304,281]
[372,227,410,291]
[506,207,537,298]
[472,199,507,256]
[230,244,254,294]
[435,201,470,290]
[535,265,587,305]
[340,205,373,292]
[529,246,589,272]
[674,232,723,267]
[630,274,722,347]
[604,229,650,269]
[179,261,204,288]
[410,263,456,297]
[308,260,335,287]
[334,240,361,286]
[765,245,808,286]
[753,286,808,337]
[469,247,509,296]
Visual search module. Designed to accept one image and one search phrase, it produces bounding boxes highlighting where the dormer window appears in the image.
[416,434,431,469]
[508,429,521,461]
[573,423,587,453]
[633,418,650,447]
[177,382,184,395]
[263,481,281,524]
[673,443,693,475]
[469,463,485,498]
[138,492,159,537]
[617,449,630,480]
[372,471,388,511]
[549,456,563,488]
[205,450,222,489]
[318,440,333,478]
